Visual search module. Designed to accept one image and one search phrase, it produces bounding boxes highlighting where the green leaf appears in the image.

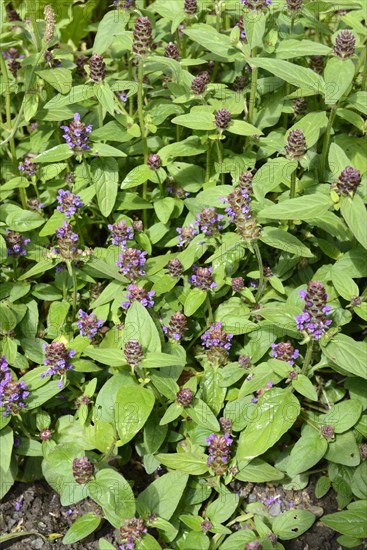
[0,426,13,472]
[227,120,263,136]
[252,158,298,200]
[93,10,129,54]
[259,194,331,221]
[140,352,185,369]
[252,57,324,94]
[319,400,362,433]
[87,469,135,528]
[47,301,70,339]
[340,195,367,250]
[121,164,152,189]
[184,288,207,316]
[236,458,284,482]
[172,111,216,131]
[137,471,188,520]
[322,506,367,538]
[243,11,266,50]
[154,197,176,224]
[83,347,125,367]
[6,210,44,231]
[159,137,206,163]
[187,399,220,432]
[260,227,313,257]
[19,259,60,280]
[39,210,65,237]
[26,380,64,409]
[62,513,101,545]
[292,375,318,401]
[42,443,86,505]
[91,157,118,218]
[184,24,236,58]
[36,68,72,94]
[287,432,328,477]
[321,334,367,379]
[125,301,161,353]
[286,111,328,149]
[324,58,355,105]
[90,143,126,157]
[315,476,331,498]
[115,384,155,445]
[44,85,96,109]
[160,403,183,425]
[272,509,315,540]
[237,389,300,461]
[325,431,360,466]
[206,490,239,524]
[276,39,331,59]
[156,453,208,475]
[34,144,74,163]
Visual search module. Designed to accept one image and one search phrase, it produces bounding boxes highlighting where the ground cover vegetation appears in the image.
[0,0,366,548]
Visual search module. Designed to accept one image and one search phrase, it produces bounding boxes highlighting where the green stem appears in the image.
[137,58,149,228]
[361,46,367,90]
[128,57,134,117]
[156,170,163,196]
[290,168,297,198]
[290,17,295,34]
[302,341,314,376]
[206,293,213,324]
[71,267,78,319]
[215,139,224,184]
[253,241,264,303]
[319,105,337,182]
[248,47,258,126]
[83,157,94,186]
[27,0,42,51]
[206,140,211,182]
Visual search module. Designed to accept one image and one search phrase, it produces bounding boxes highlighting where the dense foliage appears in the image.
[0,0,366,548]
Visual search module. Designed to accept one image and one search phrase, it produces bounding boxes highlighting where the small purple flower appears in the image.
[77,310,104,339]
[236,16,246,41]
[61,113,92,153]
[270,342,299,365]
[241,0,272,9]
[201,322,233,365]
[15,496,24,511]
[163,312,187,342]
[295,281,332,340]
[121,284,155,309]
[116,247,147,280]
[176,225,198,247]
[108,220,134,246]
[41,342,75,387]
[18,153,37,176]
[195,208,223,237]
[114,0,135,8]
[56,189,83,218]
[55,221,79,260]
[0,356,29,417]
[5,230,30,257]
[118,91,128,102]
[120,518,148,549]
[206,433,233,476]
[189,265,217,291]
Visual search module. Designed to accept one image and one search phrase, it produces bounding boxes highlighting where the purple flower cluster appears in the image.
[56,189,83,218]
[241,0,272,9]
[61,113,92,153]
[72,456,94,484]
[55,221,79,260]
[5,230,30,257]
[189,266,217,291]
[206,433,233,476]
[41,342,76,388]
[114,0,135,8]
[108,220,134,246]
[119,518,148,550]
[201,322,233,365]
[18,153,37,176]
[0,356,29,416]
[116,247,147,280]
[121,284,155,309]
[295,281,332,340]
[167,183,190,198]
[177,224,198,247]
[77,310,104,339]
[236,16,246,41]
[163,312,187,342]
[223,187,261,241]
[195,208,223,237]
[270,342,299,365]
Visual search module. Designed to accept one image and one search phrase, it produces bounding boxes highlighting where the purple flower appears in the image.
[55,221,79,260]
[77,310,104,339]
[189,265,217,291]
[205,433,233,476]
[56,189,83,218]
[236,16,246,41]
[163,312,187,342]
[5,230,30,257]
[15,496,24,511]
[121,284,155,309]
[176,225,198,247]
[0,356,29,417]
[108,220,134,246]
[18,153,37,176]
[270,342,299,365]
[41,342,75,387]
[61,113,92,153]
[120,518,148,549]
[116,247,147,280]
[241,0,272,9]
[295,281,332,340]
[201,322,233,365]
[195,208,223,237]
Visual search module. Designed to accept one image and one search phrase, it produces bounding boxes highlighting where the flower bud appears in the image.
[164,42,180,60]
[72,456,94,484]
[293,96,307,116]
[176,388,194,406]
[287,0,303,12]
[191,72,210,95]
[89,53,106,82]
[231,277,245,292]
[124,340,144,367]
[133,17,153,56]
[320,425,334,440]
[43,5,55,43]
[200,520,212,533]
[310,55,324,74]
[285,129,306,159]
[215,108,232,130]
[332,166,361,196]
[147,153,161,170]
[184,0,198,15]
[333,30,355,60]
[167,258,183,277]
